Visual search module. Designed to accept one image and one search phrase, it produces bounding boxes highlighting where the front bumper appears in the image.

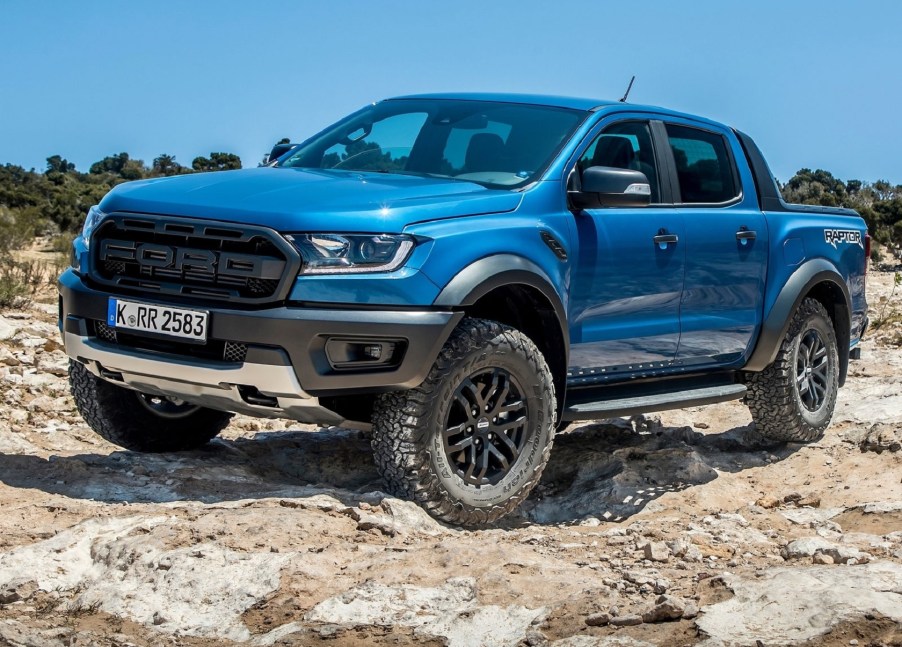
[59,269,462,426]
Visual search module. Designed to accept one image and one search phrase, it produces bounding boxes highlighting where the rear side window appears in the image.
[665,124,738,204]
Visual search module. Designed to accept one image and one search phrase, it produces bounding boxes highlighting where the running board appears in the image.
[562,383,747,421]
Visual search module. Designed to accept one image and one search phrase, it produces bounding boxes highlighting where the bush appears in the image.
[872,272,902,337]
[0,206,38,255]
[50,232,75,256]
[0,255,58,309]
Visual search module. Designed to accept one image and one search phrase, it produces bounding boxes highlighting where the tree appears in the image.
[152,154,183,176]
[90,152,131,175]
[192,152,241,172]
[45,155,75,174]
[88,152,149,180]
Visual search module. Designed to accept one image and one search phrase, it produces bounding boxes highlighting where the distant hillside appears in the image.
[0,152,242,246]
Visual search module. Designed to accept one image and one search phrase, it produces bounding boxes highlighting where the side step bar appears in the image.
[562,383,747,421]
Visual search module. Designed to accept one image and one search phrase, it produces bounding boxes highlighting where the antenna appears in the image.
[619,76,636,103]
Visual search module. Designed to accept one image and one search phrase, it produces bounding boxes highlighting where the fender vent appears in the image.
[540,231,568,261]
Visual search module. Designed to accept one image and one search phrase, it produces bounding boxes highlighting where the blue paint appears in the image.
[107,298,117,327]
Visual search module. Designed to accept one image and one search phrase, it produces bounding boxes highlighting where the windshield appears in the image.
[278,98,585,189]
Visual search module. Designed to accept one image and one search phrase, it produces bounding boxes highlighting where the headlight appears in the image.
[286,233,415,274]
[81,205,106,249]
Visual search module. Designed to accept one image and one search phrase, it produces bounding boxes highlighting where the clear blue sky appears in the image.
[1,1,899,184]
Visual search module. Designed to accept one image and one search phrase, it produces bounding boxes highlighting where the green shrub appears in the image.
[0,206,38,254]
[50,232,75,256]
[872,272,902,335]
[0,255,57,309]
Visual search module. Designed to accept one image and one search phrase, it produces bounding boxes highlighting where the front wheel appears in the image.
[371,318,556,527]
[69,360,233,452]
[745,298,839,443]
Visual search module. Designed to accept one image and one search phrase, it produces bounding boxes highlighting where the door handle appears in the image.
[736,228,757,242]
[653,232,679,246]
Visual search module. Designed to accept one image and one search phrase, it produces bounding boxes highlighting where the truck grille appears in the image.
[90,214,300,304]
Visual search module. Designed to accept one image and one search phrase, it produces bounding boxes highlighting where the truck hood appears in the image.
[98,167,522,232]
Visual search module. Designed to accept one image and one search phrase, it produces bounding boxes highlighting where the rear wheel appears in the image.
[69,360,232,452]
[745,298,839,442]
[371,318,556,527]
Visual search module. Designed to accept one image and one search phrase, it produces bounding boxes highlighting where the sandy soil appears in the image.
[0,263,899,647]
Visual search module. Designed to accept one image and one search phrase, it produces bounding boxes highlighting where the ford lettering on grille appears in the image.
[89,215,300,303]
[98,239,277,281]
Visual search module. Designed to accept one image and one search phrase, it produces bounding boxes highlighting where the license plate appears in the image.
[107,298,209,341]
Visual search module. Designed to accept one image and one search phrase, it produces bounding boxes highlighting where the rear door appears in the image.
[567,118,685,384]
[660,121,769,367]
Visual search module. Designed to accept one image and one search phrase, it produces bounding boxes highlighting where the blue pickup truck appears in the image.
[59,93,869,525]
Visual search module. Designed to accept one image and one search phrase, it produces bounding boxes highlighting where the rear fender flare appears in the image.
[745,258,851,379]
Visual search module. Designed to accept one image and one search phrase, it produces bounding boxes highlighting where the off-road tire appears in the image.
[745,298,839,442]
[371,318,556,527]
[69,360,232,452]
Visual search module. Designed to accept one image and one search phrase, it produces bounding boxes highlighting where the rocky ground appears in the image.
[0,266,900,647]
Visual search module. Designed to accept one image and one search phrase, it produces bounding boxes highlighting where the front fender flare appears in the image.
[745,258,851,377]
[433,254,569,350]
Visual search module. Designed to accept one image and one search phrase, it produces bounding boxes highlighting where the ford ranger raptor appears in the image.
[58,94,869,526]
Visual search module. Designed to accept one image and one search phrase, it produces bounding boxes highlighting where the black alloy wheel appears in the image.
[795,328,830,412]
[443,368,529,486]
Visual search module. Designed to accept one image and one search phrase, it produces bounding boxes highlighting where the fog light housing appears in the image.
[363,344,383,360]
[324,338,405,370]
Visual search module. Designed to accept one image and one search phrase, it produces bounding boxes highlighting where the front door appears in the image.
[568,120,685,385]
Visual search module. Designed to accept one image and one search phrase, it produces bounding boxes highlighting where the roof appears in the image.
[386,93,729,130]
[388,92,619,111]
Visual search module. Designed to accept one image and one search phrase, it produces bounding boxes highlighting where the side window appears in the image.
[578,121,660,203]
[665,124,738,204]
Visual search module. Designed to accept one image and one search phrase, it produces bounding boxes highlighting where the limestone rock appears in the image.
[641,595,685,623]
[0,577,39,603]
[0,317,18,341]
[306,577,545,647]
[642,541,671,562]
[860,423,902,453]
[796,494,821,508]
[755,495,780,509]
[695,563,902,645]
[609,613,643,627]
[781,537,834,559]
[585,611,610,626]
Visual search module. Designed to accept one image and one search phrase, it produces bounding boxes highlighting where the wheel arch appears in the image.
[434,255,569,423]
[745,258,851,385]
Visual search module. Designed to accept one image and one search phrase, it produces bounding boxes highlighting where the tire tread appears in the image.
[745,298,838,443]
[69,360,232,452]
[371,318,556,527]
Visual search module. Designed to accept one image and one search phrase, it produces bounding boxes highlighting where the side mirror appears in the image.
[570,166,651,209]
[265,142,298,165]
